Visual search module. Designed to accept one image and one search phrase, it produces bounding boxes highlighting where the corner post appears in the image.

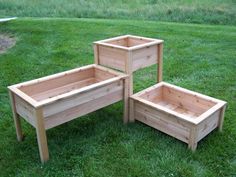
[126,50,133,96]
[219,106,226,132]
[129,98,135,122]
[157,43,163,83]
[35,107,49,163]
[123,78,129,124]
[188,126,198,151]
[9,90,23,141]
[94,44,99,65]
[125,50,133,123]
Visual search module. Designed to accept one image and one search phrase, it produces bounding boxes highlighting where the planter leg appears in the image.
[35,108,49,163]
[123,78,129,124]
[188,141,198,151]
[129,99,135,123]
[9,91,23,141]
[128,75,134,123]
[218,106,226,132]
[124,50,134,123]
[188,127,198,151]
[157,43,163,83]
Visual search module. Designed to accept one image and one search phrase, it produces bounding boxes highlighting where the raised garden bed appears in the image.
[8,64,128,162]
[130,82,227,151]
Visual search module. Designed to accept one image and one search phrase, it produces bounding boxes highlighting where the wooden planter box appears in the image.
[8,64,128,163]
[94,35,164,95]
[130,82,227,151]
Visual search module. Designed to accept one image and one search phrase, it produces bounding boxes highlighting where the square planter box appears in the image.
[8,64,128,163]
[94,35,164,94]
[130,82,227,151]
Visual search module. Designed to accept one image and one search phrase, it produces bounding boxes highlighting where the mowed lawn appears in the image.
[0,0,236,25]
[0,18,236,176]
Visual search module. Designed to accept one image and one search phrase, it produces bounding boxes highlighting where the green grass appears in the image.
[0,18,236,176]
[0,0,236,25]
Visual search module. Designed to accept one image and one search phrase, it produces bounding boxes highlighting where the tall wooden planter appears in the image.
[93,35,164,95]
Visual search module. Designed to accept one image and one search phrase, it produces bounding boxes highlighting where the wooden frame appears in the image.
[94,34,164,96]
[8,64,128,163]
[130,82,227,151]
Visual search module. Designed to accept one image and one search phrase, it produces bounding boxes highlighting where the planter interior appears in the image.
[105,36,154,48]
[18,66,116,103]
[139,84,217,119]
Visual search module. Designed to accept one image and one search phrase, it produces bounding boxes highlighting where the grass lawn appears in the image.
[0,0,236,25]
[0,18,236,176]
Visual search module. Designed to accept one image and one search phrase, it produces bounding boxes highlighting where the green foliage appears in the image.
[0,0,236,25]
[0,18,236,176]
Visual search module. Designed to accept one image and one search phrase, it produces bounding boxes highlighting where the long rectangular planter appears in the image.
[8,64,128,163]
